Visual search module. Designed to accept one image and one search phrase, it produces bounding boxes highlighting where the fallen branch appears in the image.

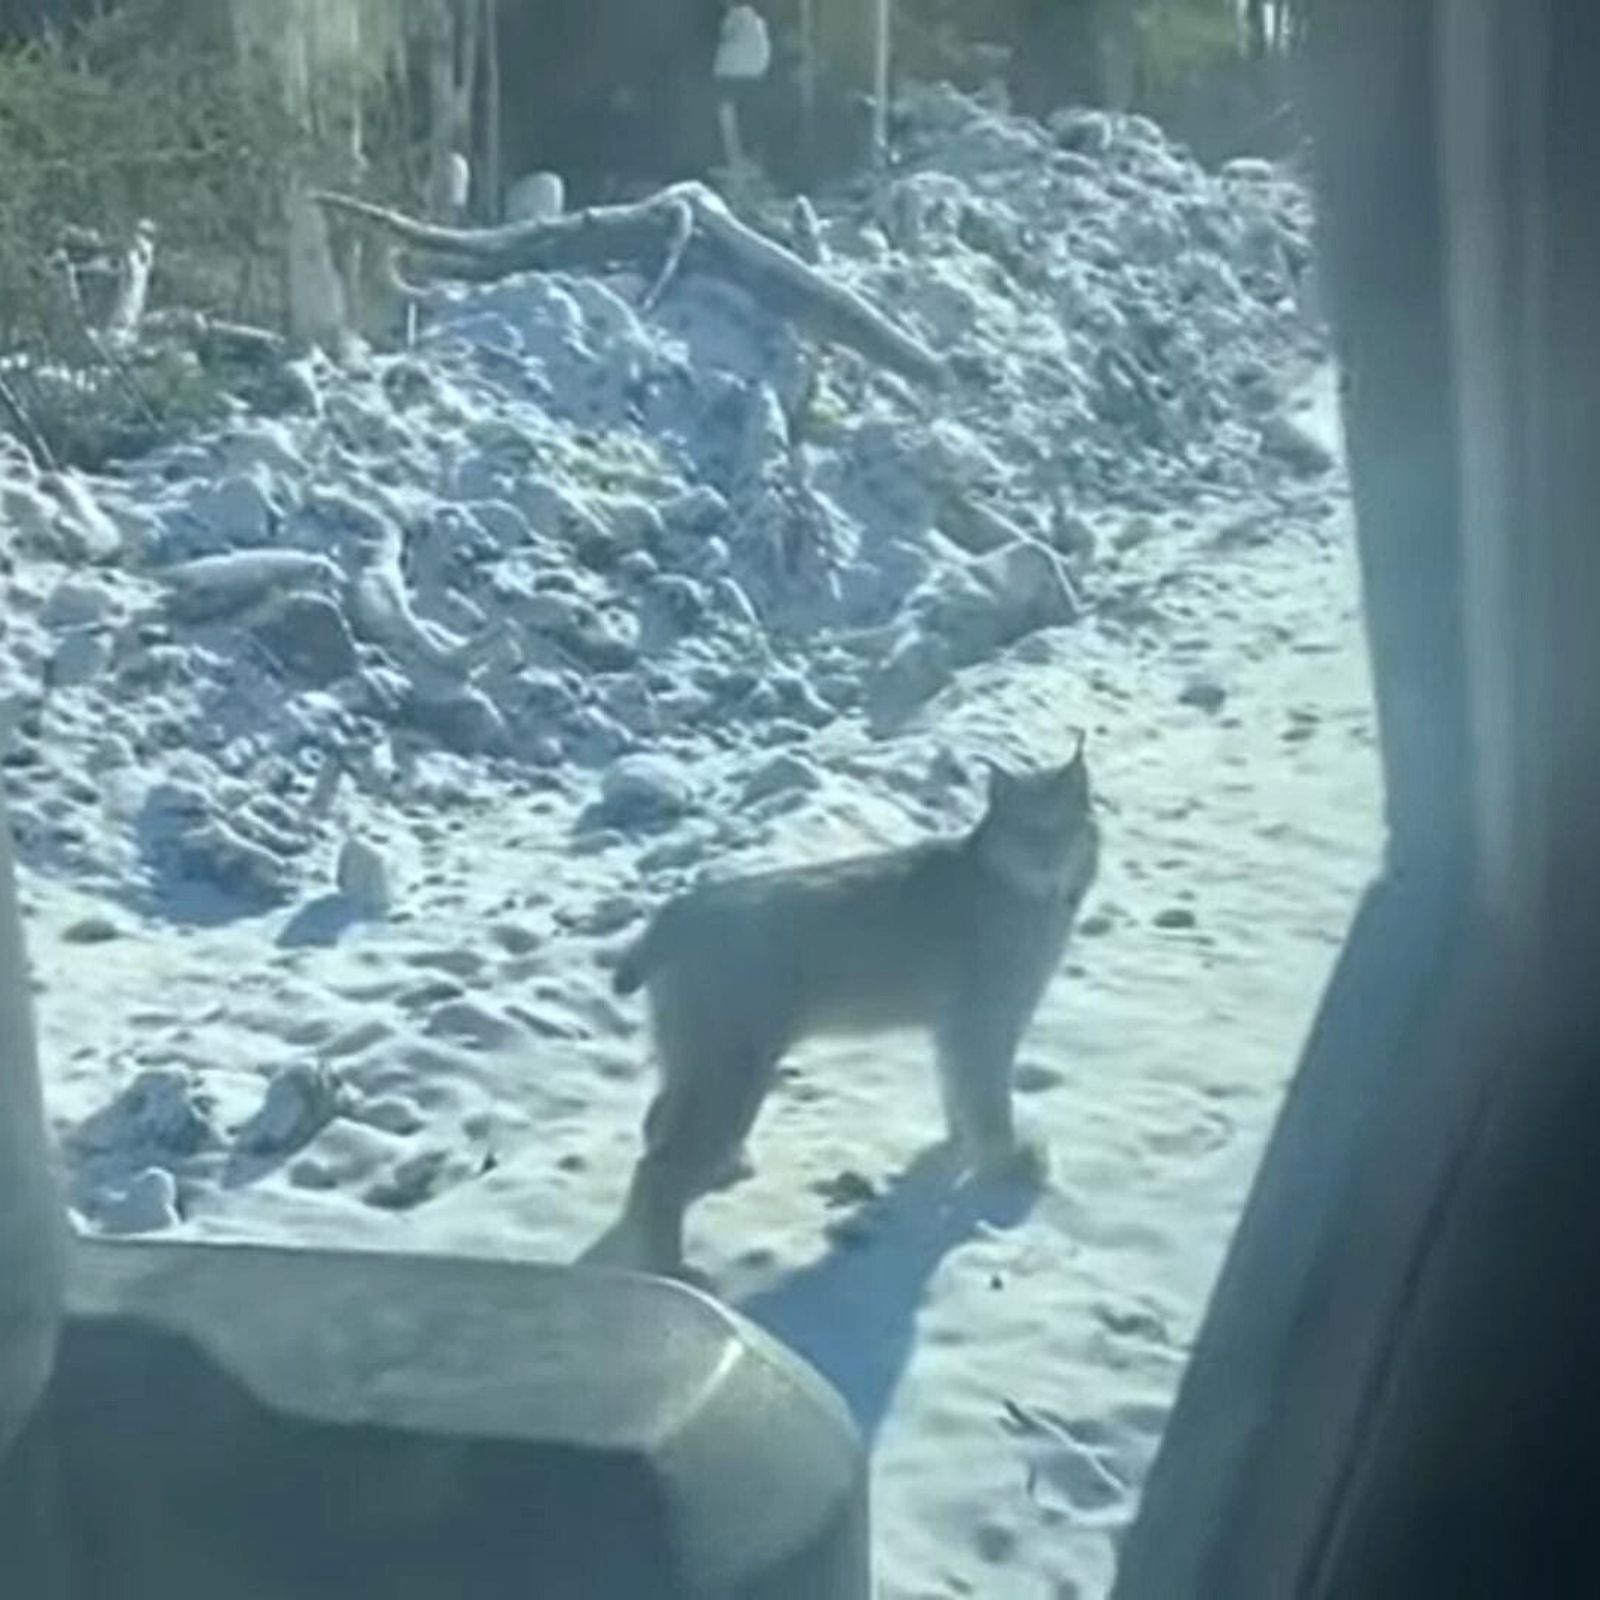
[641,194,695,314]
[344,511,504,679]
[314,182,946,389]
[160,550,341,624]
[142,310,287,369]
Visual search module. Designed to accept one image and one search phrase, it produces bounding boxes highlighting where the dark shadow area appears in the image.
[276,892,362,950]
[126,789,276,931]
[739,1141,1042,1443]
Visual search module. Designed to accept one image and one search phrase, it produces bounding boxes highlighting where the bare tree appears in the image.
[479,0,501,221]
[423,0,479,221]
[871,0,891,166]
[797,0,818,173]
[1245,0,1269,59]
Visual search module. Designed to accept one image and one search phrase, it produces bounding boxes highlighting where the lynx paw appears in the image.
[973,1131,1050,1188]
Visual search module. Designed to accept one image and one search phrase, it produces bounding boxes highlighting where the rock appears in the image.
[974,1520,1019,1566]
[424,998,520,1050]
[1049,506,1098,563]
[41,579,114,629]
[1178,676,1227,713]
[1014,1062,1067,1094]
[1,482,67,558]
[61,914,122,945]
[350,1094,425,1136]
[617,549,659,584]
[866,628,952,735]
[639,574,708,644]
[928,745,970,790]
[1051,108,1113,156]
[489,921,543,957]
[469,498,534,550]
[236,1062,343,1156]
[88,733,134,773]
[579,894,641,937]
[73,1069,213,1157]
[937,492,1029,556]
[506,169,565,223]
[637,831,708,873]
[1222,156,1278,184]
[407,685,508,756]
[756,717,812,748]
[916,540,1080,670]
[99,1167,181,1235]
[661,484,729,537]
[400,978,466,1011]
[337,837,392,917]
[1261,412,1336,476]
[588,754,694,830]
[561,706,633,767]
[812,1169,877,1208]
[520,588,582,636]
[562,615,639,673]
[47,630,110,688]
[187,472,274,547]
[1114,514,1158,552]
[364,1148,450,1211]
[514,667,579,723]
[251,592,360,686]
[169,813,300,903]
[593,494,663,552]
[40,471,123,562]
[602,676,659,738]
[162,550,340,624]
[741,752,821,806]
[1153,906,1197,931]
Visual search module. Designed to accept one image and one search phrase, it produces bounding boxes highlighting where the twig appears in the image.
[641,195,695,312]
[0,370,56,472]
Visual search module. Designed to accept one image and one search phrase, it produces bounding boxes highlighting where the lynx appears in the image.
[585,739,1101,1278]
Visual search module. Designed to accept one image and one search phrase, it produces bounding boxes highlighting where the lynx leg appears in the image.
[934,1005,1046,1183]
[610,1040,775,1277]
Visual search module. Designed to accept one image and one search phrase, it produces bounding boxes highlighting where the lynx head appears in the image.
[975,735,1099,901]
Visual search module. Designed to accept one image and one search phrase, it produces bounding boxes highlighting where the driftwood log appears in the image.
[313,182,946,390]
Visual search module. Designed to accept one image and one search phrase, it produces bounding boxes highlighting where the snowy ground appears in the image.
[2,88,1380,1598]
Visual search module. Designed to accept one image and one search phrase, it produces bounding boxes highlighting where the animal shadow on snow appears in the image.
[276,892,363,949]
[738,1142,1041,1443]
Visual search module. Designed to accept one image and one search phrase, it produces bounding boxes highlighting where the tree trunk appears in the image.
[814,0,886,173]
[275,0,348,351]
[479,0,502,221]
[1246,0,1270,59]
[870,0,891,166]
[797,0,818,174]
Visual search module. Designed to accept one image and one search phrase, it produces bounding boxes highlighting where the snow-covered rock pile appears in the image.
[0,87,1325,914]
